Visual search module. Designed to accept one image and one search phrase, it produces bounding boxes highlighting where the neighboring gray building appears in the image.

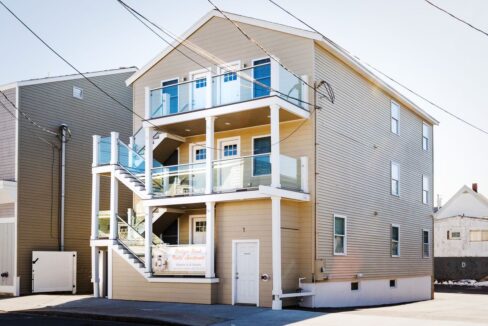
[434,184,488,281]
[0,68,134,296]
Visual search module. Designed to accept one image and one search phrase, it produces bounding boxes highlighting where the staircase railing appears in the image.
[133,127,162,156]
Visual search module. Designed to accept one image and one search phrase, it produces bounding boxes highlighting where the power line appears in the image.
[424,0,488,38]
[207,0,335,104]
[0,0,150,127]
[0,89,59,136]
[267,0,488,137]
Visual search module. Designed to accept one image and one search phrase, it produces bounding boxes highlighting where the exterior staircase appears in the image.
[113,166,150,199]
[113,241,146,277]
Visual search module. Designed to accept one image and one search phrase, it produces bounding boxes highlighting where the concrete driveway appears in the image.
[294,292,488,326]
[1,292,487,325]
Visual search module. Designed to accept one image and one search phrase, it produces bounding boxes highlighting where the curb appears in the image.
[18,309,188,325]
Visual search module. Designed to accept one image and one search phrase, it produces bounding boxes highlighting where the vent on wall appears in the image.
[73,86,83,99]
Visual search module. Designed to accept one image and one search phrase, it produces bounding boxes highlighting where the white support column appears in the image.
[271,196,282,310]
[206,72,213,109]
[144,86,151,119]
[109,173,118,240]
[91,246,100,298]
[205,201,215,278]
[144,206,153,275]
[145,127,154,195]
[270,58,280,97]
[205,116,215,194]
[92,135,100,167]
[110,132,119,165]
[128,136,135,169]
[300,156,309,193]
[91,173,100,240]
[270,104,281,188]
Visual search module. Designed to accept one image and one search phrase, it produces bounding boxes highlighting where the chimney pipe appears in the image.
[472,183,478,193]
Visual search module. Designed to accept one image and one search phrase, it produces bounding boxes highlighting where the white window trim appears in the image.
[391,161,400,197]
[251,134,271,177]
[333,214,347,256]
[189,142,207,163]
[217,136,241,160]
[391,100,400,135]
[422,229,431,258]
[422,122,430,151]
[422,174,430,205]
[391,224,400,257]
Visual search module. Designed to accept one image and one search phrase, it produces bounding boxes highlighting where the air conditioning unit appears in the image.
[32,251,77,294]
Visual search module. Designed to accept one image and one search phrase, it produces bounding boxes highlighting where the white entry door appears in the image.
[218,62,241,105]
[235,241,259,305]
[218,138,242,191]
[190,143,207,194]
[191,217,206,244]
[190,70,208,111]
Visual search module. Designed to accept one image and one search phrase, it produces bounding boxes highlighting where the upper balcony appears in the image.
[143,59,310,134]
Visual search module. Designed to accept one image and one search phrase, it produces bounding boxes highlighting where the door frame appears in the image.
[217,136,242,191]
[189,215,206,244]
[232,239,260,307]
[188,68,211,111]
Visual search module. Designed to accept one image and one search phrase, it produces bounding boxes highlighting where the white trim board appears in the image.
[126,10,438,125]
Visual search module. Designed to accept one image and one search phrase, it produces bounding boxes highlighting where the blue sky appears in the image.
[1,0,487,202]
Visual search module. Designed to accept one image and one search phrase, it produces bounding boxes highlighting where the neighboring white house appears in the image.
[434,184,488,281]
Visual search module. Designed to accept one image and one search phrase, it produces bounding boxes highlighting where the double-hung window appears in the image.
[422,230,430,258]
[334,215,347,255]
[391,101,400,135]
[422,123,430,151]
[422,175,430,204]
[391,162,400,196]
[253,136,271,176]
[391,225,400,257]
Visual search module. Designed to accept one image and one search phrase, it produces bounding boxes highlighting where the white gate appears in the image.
[32,251,77,293]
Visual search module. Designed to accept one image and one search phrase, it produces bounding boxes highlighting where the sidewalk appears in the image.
[0,295,323,325]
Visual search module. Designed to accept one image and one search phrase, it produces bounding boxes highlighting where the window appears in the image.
[223,144,237,157]
[422,123,430,151]
[253,58,271,98]
[447,231,461,240]
[390,279,397,288]
[334,215,346,255]
[391,162,400,196]
[195,78,207,89]
[162,79,179,114]
[195,221,206,232]
[195,148,206,161]
[470,230,488,242]
[253,136,271,176]
[73,86,83,99]
[422,175,429,204]
[391,101,400,134]
[351,282,359,291]
[391,225,400,257]
[223,72,237,82]
[422,230,430,258]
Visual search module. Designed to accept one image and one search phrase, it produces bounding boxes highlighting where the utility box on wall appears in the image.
[32,251,77,294]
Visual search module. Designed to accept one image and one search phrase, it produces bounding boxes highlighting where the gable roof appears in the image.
[0,67,137,91]
[126,10,438,125]
[435,185,488,219]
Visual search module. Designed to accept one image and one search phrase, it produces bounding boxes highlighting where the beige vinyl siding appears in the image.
[16,73,133,294]
[132,16,314,130]
[0,87,16,181]
[314,44,433,278]
[0,203,14,218]
[0,222,15,287]
[111,249,217,303]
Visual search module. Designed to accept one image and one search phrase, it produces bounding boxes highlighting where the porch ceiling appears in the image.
[156,107,301,137]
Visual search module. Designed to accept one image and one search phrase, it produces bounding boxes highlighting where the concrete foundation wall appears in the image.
[435,257,488,281]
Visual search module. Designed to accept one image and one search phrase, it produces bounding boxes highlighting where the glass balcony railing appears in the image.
[212,154,271,193]
[118,140,145,174]
[98,136,111,165]
[280,154,302,191]
[149,62,306,119]
[151,162,206,197]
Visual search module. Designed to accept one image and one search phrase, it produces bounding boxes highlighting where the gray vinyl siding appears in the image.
[0,223,15,287]
[314,44,433,278]
[0,87,16,181]
[16,72,133,294]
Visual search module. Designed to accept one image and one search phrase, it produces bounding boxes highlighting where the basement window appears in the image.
[390,279,396,288]
[351,282,359,291]
[73,86,83,99]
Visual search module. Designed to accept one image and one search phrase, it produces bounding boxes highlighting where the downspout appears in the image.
[59,124,69,251]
